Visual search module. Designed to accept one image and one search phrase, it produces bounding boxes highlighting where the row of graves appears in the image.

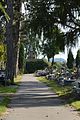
[35,66,80,94]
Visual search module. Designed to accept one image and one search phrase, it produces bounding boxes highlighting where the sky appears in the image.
[55,40,80,61]
[55,25,80,61]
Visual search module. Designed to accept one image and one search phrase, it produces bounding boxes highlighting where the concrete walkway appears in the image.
[1,74,80,120]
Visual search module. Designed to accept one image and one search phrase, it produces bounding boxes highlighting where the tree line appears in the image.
[23,0,80,61]
[0,0,80,83]
[0,0,25,84]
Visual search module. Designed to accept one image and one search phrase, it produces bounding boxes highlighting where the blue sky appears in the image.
[55,40,80,61]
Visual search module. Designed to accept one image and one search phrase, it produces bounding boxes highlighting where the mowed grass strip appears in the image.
[0,97,10,116]
[0,74,22,115]
[14,75,22,84]
[38,77,80,111]
[71,101,80,110]
[38,77,72,96]
[0,86,17,93]
[0,75,22,93]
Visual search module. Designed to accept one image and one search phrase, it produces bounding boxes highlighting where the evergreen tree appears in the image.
[67,49,74,69]
[76,49,80,67]
[18,43,24,72]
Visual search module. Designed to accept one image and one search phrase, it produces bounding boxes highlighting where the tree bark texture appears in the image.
[6,0,14,83]
[13,0,21,76]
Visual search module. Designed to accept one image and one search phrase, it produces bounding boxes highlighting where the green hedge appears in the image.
[24,59,48,73]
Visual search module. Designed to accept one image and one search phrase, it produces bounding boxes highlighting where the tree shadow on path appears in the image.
[8,80,65,108]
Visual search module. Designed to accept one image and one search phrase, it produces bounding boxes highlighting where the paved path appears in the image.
[1,74,80,120]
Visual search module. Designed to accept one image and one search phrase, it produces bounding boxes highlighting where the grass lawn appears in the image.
[38,77,80,111]
[0,74,22,115]
[71,101,80,110]
[0,97,10,116]
[14,75,22,84]
[38,77,72,96]
[0,75,22,93]
[0,86,17,93]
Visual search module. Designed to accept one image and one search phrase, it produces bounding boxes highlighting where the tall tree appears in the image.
[42,27,64,64]
[21,21,41,59]
[67,49,74,69]
[22,1,65,61]
[6,0,14,83]
[18,43,24,72]
[6,0,23,82]
[13,0,22,77]
[76,49,80,68]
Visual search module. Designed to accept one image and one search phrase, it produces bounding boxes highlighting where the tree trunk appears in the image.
[6,0,14,83]
[13,22,20,77]
[51,56,54,66]
[13,0,21,77]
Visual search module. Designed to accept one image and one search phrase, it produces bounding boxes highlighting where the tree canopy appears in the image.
[24,0,80,46]
[0,0,9,21]
[41,27,65,61]
[1,0,80,82]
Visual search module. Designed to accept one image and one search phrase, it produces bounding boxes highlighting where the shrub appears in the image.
[24,59,48,73]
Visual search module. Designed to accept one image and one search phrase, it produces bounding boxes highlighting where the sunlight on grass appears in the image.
[38,77,80,110]
[0,97,10,116]
[38,77,72,96]
[0,86,17,93]
[14,75,22,84]
[71,101,80,110]
[0,75,22,93]
[0,74,22,115]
